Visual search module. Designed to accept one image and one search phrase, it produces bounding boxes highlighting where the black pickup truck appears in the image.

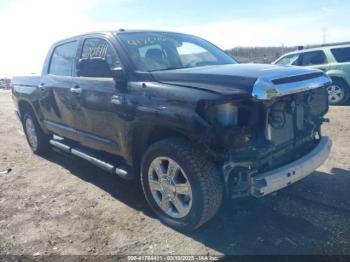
[12,30,332,230]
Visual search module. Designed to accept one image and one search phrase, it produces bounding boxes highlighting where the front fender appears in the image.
[121,107,213,167]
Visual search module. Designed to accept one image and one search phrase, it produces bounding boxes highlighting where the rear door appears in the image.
[71,36,125,155]
[39,40,79,140]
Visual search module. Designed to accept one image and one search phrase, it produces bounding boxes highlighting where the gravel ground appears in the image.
[0,90,349,256]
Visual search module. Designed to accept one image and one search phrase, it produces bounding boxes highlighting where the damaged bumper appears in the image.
[250,136,332,197]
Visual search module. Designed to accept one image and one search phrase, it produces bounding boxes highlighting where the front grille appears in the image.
[272,72,324,85]
[265,87,327,147]
[266,100,300,146]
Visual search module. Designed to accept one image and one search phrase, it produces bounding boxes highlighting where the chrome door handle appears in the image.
[111,95,123,105]
[70,87,82,95]
[38,83,46,91]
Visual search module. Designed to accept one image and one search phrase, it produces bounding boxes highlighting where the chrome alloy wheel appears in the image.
[148,157,192,218]
[327,84,345,104]
[25,117,38,149]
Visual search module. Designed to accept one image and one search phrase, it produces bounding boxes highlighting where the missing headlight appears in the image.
[216,102,238,128]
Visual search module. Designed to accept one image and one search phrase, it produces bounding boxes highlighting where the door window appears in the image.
[299,51,327,66]
[81,38,121,69]
[275,53,299,65]
[49,41,78,76]
[330,47,350,63]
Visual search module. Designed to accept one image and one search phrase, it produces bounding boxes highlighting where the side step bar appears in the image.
[50,139,133,180]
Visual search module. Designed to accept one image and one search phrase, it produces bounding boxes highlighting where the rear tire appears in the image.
[327,79,349,105]
[22,112,51,155]
[141,138,223,231]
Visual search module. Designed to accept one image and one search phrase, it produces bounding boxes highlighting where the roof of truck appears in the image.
[53,29,188,45]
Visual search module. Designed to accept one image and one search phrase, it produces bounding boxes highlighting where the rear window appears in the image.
[331,47,350,63]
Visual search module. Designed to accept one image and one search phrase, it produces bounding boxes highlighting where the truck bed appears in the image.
[12,75,41,87]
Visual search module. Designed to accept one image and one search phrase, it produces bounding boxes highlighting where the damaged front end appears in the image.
[199,72,333,198]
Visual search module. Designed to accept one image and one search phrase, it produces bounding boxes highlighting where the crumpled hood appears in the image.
[151,64,331,98]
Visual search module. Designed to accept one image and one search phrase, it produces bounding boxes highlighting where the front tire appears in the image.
[327,79,349,105]
[22,112,51,155]
[141,138,223,231]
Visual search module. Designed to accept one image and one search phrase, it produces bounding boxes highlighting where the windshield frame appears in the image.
[114,31,238,72]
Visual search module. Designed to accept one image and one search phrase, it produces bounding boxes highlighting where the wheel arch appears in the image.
[18,99,49,133]
[330,76,350,88]
[18,99,36,120]
[326,68,350,86]
[129,125,193,173]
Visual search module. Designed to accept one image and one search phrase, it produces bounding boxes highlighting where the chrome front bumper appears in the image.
[250,136,332,197]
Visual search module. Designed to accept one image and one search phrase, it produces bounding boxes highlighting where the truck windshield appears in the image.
[117,32,237,72]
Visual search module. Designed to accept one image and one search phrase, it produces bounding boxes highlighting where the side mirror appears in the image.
[111,67,125,80]
[77,58,115,78]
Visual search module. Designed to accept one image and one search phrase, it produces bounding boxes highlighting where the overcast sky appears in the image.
[0,0,349,77]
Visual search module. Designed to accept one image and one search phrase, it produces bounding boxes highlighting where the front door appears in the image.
[71,37,125,155]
